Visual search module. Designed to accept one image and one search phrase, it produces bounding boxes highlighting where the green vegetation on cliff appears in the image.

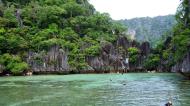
[144,0,190,71]
[127,47,139,64]
[0,0,126,74]
[120,15,176,47]
[0,53,28,75]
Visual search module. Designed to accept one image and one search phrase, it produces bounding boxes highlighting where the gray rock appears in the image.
[26,37,151,73]
[171,51,190,73]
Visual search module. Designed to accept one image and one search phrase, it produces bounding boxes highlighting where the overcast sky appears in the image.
[89,0,181,20]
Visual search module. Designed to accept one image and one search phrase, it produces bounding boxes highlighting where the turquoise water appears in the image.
[0,73,190,106]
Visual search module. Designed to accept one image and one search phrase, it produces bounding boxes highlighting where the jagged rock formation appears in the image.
[171,51,190,73]
[27,37,151,74]
[86,36,130,72]
[27,45,70,73]
[0,0,155,75]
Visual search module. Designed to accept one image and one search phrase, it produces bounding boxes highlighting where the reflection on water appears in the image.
[0,73,190,106]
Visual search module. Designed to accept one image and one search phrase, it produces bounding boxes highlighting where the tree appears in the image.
[128,47,139,64]
[63,1,85,18]
[0,53,28,75]
[143,54,160,70]
[0,0,128,74]
[176,0,190,28]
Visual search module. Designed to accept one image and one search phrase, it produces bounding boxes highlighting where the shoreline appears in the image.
[0,71,180,77]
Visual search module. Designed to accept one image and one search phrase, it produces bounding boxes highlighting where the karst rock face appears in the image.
[86,36,130,73]
[27,37,151,73]
[140,42,151,57]
[27,45,70,73]
[171,51,190,73]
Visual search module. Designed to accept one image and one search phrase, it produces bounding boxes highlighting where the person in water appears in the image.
[165,101,172,106]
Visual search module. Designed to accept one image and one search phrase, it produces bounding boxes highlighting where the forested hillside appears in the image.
[1,0,189,75]
[0,0,127,75]
[120,15,176,47]
[143,0,190,74]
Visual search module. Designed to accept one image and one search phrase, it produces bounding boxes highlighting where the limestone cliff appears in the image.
[171,51,190,73]
[27,37,151,74]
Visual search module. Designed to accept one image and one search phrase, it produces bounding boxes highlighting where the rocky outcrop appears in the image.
[86,37,129,72]
[157,37,172,72]
[26,37,151,74]
[116,36,131,49]
[140,42,150,57]
[171,51,190,73]
[128,41,151,71]
[27,45,69,73]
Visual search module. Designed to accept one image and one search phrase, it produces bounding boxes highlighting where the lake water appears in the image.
[0,73,190,106]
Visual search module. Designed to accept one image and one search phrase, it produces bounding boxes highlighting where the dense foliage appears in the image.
[120,15,176,47]
[0,53,28,75]
[144,0,190,71]
[127,47,139,64]
[160,0,190,65]
[0,0,126,74]
[143,54,160,70]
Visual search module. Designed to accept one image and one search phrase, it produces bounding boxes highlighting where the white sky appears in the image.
[89,0,181,20]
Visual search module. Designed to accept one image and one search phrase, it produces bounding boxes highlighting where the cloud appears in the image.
[89,0,180,20]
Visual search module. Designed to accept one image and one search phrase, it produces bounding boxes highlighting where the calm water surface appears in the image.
[0,73,190,106]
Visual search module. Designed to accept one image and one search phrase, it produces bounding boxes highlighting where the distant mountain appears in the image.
[120,15,176,47]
